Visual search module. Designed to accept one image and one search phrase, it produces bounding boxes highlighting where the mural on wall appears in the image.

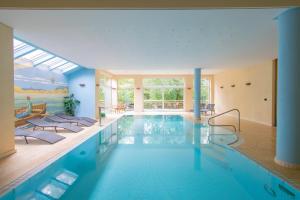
[14,64,68,114]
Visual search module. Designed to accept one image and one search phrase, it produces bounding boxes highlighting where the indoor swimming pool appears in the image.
[0,115,299,200]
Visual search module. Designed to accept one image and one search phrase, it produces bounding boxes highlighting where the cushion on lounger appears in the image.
[16,111,30,119]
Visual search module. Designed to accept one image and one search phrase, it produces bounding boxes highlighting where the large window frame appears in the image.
[201,79,211,104]
[99,75,113,113]
[143,78,184,111]
[117,79,135,110]
[192,78,212,105]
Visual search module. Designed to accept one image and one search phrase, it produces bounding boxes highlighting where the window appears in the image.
[98,75,115,114]
[143,78,184,110]
[192,78,212,104]
[201,79,211,104]
[13,38,79,73]
[117,79,134,110]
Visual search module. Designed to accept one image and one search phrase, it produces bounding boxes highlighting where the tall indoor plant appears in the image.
[63,94,80,116]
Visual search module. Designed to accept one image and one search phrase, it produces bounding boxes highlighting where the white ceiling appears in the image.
[0,9,283,74]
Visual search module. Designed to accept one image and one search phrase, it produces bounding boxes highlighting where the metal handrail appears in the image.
[208,108,240,132]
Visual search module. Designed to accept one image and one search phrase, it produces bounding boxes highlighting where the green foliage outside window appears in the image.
[144,88,163,100]
[117,79,134,105]
[164,88,184,100]
[118,89,134,104]
[192,79,211,104]
[143,78,184,87]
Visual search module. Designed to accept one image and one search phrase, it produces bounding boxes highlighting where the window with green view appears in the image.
[143,78,184,110]
[117,79,134,110]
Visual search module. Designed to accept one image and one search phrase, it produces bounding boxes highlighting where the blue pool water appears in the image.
[1,115,299,200]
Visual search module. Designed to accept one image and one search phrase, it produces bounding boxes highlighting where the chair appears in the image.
[27,118,83,133]
[55,113,97,124]
[46,115,93,127]
[15,128,65,144]
[206,104,215,115]
[200,103,208,114]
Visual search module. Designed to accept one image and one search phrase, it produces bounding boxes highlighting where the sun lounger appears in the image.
[46,115,93,127]
[200,104,215,115]
[27,118,83,133]
[15,128,65,144]
[55,113,97,124]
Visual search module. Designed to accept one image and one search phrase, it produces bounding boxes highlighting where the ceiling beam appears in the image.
[0,0,298,9]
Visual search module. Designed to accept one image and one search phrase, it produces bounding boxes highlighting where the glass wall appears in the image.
[143,78,184,110]
[99,75,112,113]
[201,79,211,104]
[192,78,212,105]
[13,38,79,73]
[117,79,134,110]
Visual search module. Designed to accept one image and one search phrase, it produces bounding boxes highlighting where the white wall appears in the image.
[214,61,273,126]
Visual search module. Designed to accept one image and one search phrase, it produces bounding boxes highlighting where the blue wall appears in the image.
[67,68,96,118]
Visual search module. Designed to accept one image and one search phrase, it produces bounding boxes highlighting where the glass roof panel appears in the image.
[55,62,75,70]
[14,38,80,74]
[49,60,68,70]
[36,57,66,69]
[62,64,79,73]
[20,49,54,65]
[14,39,35,58]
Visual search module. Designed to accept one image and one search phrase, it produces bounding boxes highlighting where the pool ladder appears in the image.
[208,108,240,132]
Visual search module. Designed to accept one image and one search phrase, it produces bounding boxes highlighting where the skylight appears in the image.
[13,38,80,73]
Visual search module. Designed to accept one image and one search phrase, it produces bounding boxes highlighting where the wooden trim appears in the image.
[0,0,299,9]
[272,58,278,127]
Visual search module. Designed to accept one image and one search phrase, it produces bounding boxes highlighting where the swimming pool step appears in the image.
[25,192,52,200]
[39,180,68,199]
[35,170,78,200]
[54,170,78,186]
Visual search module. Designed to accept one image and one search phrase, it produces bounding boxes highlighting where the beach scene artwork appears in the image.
[14,65,68,114]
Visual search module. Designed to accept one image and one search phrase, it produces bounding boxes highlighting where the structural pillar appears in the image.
[194,68,201,119]
[275,8,300,168]
[0,23,15,158]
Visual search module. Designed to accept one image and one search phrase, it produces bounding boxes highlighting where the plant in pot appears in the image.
[64,94,80,116]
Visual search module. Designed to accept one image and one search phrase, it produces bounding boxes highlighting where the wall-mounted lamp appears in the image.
[112,87,117,90]
[231,84,236,88]
[79,83,86,87]
[136,87,141,90]
[96,83,100,87]
[220,86,224,89]
[187,87,192,90]
[245,82,252,86]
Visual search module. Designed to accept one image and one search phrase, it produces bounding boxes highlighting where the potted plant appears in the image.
[100,112,106,118]
[64,94,80,116]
